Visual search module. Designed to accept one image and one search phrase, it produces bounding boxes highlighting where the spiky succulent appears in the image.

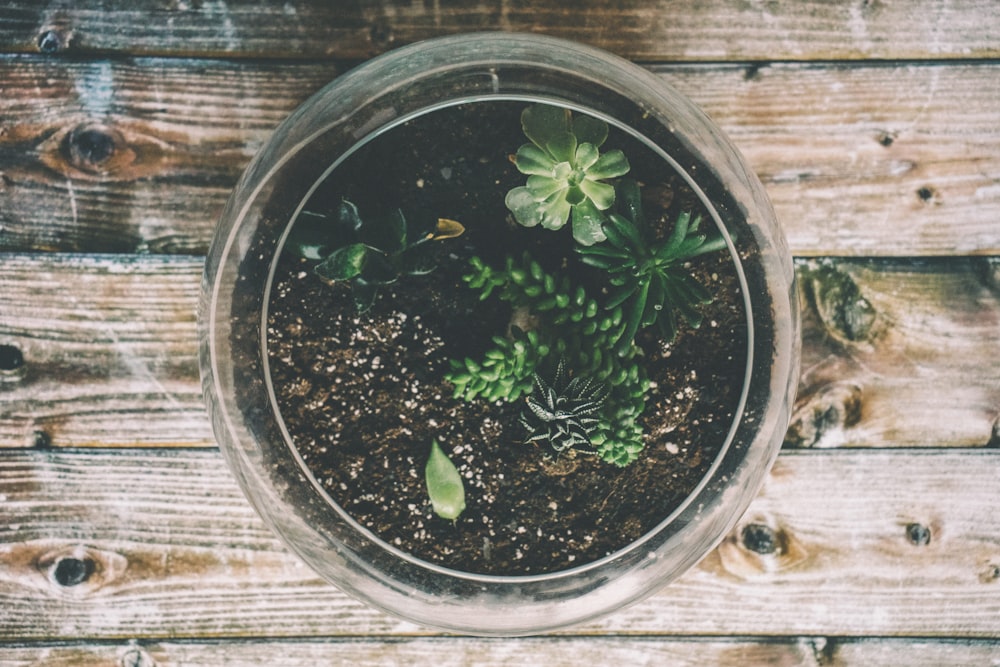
[520,360,610,454]
[577,180,727,347]
[505,104,630,246]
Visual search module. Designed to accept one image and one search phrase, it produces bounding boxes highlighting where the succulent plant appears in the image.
[425,439,466,520]
[287,199,464,311]
[520,360,609,454]
[449,253,650,466]
[576,180,727,348]
[505,104,630,246]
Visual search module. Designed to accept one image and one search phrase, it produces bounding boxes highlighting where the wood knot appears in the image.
[714,516,809,579]
[37,27,74,54]
[803,262,878,342]
[0,343,26,384]
[906,522,932,546]
[36,544,128,596]
[785,382,863,448]
[62,124,124,174]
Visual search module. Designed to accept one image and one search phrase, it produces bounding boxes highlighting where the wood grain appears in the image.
[2,0,999,61]
[1,637,998,667]
[1,254,998,449]
[1,58,998,256]
[0,448,997,639]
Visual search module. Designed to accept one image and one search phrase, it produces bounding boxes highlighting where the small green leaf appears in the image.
[505,186,545,227]
[514,143,557,176]
[570,199,607,246]
[587,149,630,180]
[572,113,609,147]
[315,243,368,281]
[425,440,466,521]
[521,104,570,151]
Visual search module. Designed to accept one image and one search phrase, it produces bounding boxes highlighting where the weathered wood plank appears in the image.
[1,58,998,256]
[2,254,997,449]
[1,637,999,666]
[0,448,997,638]
[2,0,999,61]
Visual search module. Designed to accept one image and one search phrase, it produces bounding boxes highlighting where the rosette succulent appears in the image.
[505,104,630,246]
[520,359,610,454]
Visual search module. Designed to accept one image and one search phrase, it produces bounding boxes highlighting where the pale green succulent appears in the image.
[505,104,630,246]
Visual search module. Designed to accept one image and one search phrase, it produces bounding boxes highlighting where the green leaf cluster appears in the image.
[505,104,630,246]
[577,180,727,344]
[287,199,464,312]
[445,253,649,466]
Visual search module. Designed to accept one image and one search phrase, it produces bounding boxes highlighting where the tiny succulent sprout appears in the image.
[576,180,727,347]
[425,439,466,521]
[505,104,630,246]
[286,199,464,311]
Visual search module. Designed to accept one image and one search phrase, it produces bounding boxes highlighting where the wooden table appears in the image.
[1,3,998,664]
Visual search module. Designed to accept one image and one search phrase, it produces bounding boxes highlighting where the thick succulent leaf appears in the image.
[658,211,692,259]
[335,199,365,233]
[687,232,729,258]
[315,243,368,281]
[359,251,398,285]
[679,272,714,304]
[664,278,704,327]
[538,192,572,230]
[643,272,667,327]
[425,440,466,520]
[572,113,609,147]
[526,174,566,200]
[359,208,406,253]
[579,178,616,210]
[285,211,334,260]
[505,186,545,227]
[514,143,557,176]
[616,179,645,231]
[521,104,571,151]
[602,213,641,252]
[618,278,650,353]
[395,246,438,276]
[350,280,379,312]
[570,199,608,245]
[587,149,630,179]
[605,281,638,309]
[574,142,600,170]
[546,131,578,164]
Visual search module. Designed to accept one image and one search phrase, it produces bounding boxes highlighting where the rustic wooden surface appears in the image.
[1,1,999,664]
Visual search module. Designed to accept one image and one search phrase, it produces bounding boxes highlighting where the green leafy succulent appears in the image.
[505,104,631,246]
[448,253,650,466]
[287,199,464,312]
[425,439,466,520]
[577,180,727,348]
[520,359,609,454]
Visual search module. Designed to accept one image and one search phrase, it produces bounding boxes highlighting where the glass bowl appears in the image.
[199,32,799,636]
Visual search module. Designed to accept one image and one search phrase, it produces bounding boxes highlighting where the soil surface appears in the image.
[264,101,749,575]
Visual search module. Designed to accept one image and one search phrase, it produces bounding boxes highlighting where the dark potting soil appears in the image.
[263,101,750,575]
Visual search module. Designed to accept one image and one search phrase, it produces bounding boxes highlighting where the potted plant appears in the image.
[199,33,799,636]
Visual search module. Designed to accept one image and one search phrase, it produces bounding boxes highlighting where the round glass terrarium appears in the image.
[199,33,799,636]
